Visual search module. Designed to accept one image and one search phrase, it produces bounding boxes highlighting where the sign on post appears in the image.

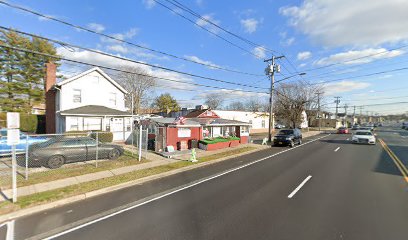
[7,112,20,129]
[7,112,20,203]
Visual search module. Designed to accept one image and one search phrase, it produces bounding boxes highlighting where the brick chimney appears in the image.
[45,62,56,134]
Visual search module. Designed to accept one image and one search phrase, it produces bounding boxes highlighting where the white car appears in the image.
[352,130,376,145]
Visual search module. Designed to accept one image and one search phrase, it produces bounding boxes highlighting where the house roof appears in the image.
[60,105,132,116]
[184,109,220,118]
[56,67,128,94]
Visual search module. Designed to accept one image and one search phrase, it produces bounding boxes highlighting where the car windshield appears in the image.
[355,131,373,136]
[278,130,294,135]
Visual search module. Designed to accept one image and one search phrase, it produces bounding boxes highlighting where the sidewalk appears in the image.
[1,143,268,200]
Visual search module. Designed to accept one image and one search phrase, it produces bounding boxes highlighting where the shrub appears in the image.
[90,131,113,143]
[20,114,38,133]
[199,136,241,145]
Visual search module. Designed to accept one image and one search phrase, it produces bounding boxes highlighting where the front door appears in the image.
[111,118,124,141]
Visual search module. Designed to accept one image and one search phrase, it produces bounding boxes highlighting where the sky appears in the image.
[1,0,408,115]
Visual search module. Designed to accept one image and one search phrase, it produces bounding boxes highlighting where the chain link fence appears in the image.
[0,128,148,196]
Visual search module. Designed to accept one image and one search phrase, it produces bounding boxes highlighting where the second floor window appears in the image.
[73,89,81,103]
[109,92,116,106]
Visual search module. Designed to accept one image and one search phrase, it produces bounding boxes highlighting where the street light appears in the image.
[275,72,306,84]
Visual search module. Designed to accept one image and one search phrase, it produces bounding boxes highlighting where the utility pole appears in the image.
[334,96,341,119]
[344,104,348,127]
[316,91,323,131]
[353,105,356,125]
[264,55,284,143]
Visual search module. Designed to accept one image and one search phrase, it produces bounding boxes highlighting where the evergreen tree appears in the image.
[154,93,180,114]
[0,29,59,112]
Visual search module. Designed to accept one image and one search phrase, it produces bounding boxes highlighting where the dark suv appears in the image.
[273,129,302,147]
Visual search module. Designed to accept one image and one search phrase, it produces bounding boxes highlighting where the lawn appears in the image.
[0,146,257,215]
[199,136,240,145]
[1,151,148,189]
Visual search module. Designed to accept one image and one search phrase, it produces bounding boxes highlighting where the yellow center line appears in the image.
[379,138,408,183]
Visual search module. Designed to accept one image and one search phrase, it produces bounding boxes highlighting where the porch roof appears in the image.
[60,105,133,116]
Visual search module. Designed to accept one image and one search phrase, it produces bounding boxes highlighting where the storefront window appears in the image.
[240,126,249,136]
[178,127,191,138]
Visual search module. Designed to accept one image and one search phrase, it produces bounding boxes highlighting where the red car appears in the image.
[337,127,349,134]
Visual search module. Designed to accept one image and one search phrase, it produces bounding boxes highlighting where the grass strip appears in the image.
[0,146,256,215]
[5,151,149,188]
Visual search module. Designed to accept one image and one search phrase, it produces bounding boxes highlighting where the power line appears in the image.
[309,66,408,85]
[163,0,280,54]
[0,43,269,95]
[153,0,261,58]
[0,26,268,90]
[0,0,263,77]
[302,44,408,73]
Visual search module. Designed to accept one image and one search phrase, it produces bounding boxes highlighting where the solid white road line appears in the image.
[43,134,331,239]
[288,175,312,199]
[6,220,14,240]
[334,147,340,152]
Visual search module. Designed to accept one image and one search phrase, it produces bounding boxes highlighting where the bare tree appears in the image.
[204,93,224,109]
[227,101,245,111]
[274,81,319,128]
[118,65,155,114]
[245,97,262,112]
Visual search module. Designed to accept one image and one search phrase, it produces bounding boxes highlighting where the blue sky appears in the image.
[1,0,408,115]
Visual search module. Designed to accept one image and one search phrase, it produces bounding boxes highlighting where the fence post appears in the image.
[131,128,134,156]
[25,134,29,180]
[138,125,142,161]
[11,145,17,203]
[144,129,148,160]
[95,132,99,168]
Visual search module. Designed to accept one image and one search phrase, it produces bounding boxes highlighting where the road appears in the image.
[4,126,408,240]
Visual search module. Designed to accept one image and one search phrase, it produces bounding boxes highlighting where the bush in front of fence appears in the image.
[90,131,113,143]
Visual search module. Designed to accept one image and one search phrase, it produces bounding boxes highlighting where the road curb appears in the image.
[0,146,266,222]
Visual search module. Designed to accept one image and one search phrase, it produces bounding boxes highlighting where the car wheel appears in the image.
[108,148,121,160]
[289,141,294,148]
[47,155,64,169]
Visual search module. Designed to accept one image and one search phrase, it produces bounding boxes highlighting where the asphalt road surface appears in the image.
[4,127,408,240]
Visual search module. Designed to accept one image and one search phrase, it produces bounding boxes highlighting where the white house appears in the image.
[53,67,133,141]
[213,110,269,133]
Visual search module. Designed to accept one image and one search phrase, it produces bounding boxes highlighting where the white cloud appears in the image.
[87,23,105,33]
[57,47,195,90]
[101,28,139,43]
[184,55,221,69]
[252,46,266,59]
[315,48,404,66]
[323,81,370,96]
[297,51,312,60]
[194,89,267,101]
[143,0,156,9]
[196,14,221,33]
[299,63,307,68]
[280,0,408,47]
[284,37,295,46]
[107,44,128,54]
[240,18,259,34]
[37,14,56,22]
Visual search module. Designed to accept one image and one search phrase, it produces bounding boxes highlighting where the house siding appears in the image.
[59,71,126,112]
[166,127,201,149]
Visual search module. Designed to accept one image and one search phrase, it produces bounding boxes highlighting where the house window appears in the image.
[212,127,221,137]
[203,127,211,138]
[240,126,249,136]
[73,89,81,103]
[109,92,116,106]
[177,128,191,138]
[261,120,265,128]
[83,117,102,131]
[69,117,80,131]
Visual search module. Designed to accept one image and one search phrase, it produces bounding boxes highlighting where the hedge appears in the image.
[65,131,114,143]
[0,113,42,133]
[199,136,240,145]
[90,131,113,143]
